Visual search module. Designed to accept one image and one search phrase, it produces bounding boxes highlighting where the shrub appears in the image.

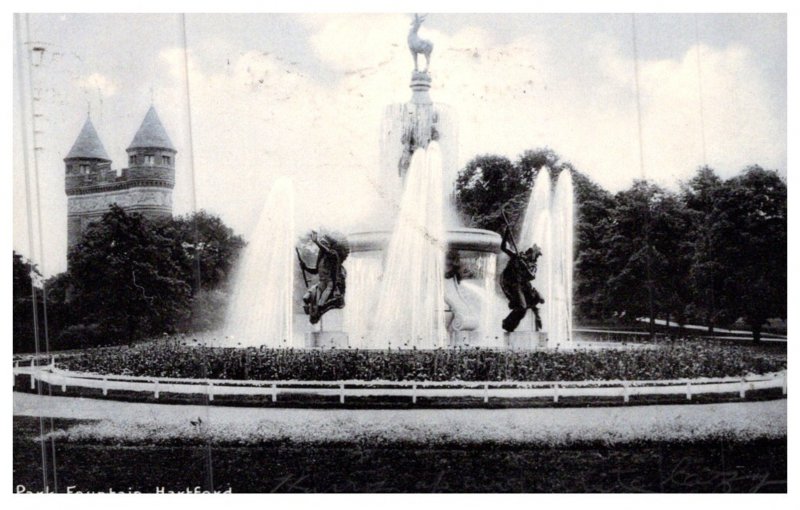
[58,336,786,382]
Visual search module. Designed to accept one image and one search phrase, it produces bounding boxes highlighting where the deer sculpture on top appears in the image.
[408,13,433,72]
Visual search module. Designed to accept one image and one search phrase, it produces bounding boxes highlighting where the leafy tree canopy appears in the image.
[154,210,245,292]
[68,205,192,342]
[709,166,787,340]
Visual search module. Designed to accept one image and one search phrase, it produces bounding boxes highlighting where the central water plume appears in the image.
[224,177,295,348]
[373,143,447,348]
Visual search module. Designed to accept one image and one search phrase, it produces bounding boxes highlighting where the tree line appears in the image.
[13,205,245,353]
[454,148,787,341]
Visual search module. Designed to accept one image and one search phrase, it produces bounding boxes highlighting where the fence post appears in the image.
[207,381,214,401]
[61,375,67,392]
[553,383,559,403]
[686,382,692,401]
[483,383,489,404]
[102,377,108,396]
[739,378,746,399]
[782,372,787,396]
[30,372,36,390]
[339,383,345,404]
[623,382,630,403]
[153,379,159,399]
[412,383,417,404]
[271,383,277,403]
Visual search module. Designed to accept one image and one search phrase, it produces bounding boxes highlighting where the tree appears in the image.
[569,169,614,321]
[154,211,245,293]
[13,251,43,353]
[603,181,656,327]
[602,181,691,333]
[41,272,74,349]
[515,148,563,174]
[681,166,724,332]
[68,205,192,343]
[15,208,244,348]
[648,188,693,327]
[454,154,530,233]
[14,252,79,352]
[709,166,786,341]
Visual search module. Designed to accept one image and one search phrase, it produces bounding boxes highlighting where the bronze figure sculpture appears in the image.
[297,230,349,324]
[499,223,545,333]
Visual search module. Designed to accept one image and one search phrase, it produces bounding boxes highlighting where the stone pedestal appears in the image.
[304,309,349,349]
[449,329,483,347]
[305,330,349,349]
[410,70,432,104]
[504,330,547,350]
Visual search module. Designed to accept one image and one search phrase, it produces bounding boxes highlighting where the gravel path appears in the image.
[14,391,786,445]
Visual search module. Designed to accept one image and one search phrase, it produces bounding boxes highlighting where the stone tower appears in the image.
[65,106,176,249]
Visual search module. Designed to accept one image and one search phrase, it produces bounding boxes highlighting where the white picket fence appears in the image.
[13,359,786,405]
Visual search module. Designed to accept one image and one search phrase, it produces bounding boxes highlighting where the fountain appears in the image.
[339,15,506,349]
[224,14,573,350]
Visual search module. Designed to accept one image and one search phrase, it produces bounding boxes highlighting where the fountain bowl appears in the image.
[348,227,501,254]
[342,227,502,349]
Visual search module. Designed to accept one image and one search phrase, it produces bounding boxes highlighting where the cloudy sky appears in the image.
[13,13,787,276]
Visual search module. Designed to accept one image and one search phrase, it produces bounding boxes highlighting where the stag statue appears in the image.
[408,13,433,72]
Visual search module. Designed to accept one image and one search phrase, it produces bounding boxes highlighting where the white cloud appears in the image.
[634,44,784,187]
[308,14,407,72]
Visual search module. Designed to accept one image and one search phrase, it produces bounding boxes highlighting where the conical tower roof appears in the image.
[65,117,111,160]
[127,106,175,151]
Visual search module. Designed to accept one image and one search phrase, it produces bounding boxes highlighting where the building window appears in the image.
[79,164,89,174]
[144,155,155,165]
[162,155,171,166]
[129,155,137,165]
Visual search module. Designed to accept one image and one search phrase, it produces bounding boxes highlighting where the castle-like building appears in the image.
[64,106,176,249]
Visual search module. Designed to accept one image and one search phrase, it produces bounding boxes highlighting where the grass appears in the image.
[14,416,786,493]
[15,390,787,446]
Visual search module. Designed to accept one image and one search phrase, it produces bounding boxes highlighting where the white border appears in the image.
[4,2,795,508]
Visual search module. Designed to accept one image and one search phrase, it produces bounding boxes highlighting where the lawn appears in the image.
[13,416,786,493]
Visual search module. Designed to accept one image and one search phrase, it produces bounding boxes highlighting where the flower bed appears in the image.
[57,337,786,382]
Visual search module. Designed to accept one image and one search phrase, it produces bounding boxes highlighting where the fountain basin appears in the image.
[344,227,502,349]
[348,227,501,254]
